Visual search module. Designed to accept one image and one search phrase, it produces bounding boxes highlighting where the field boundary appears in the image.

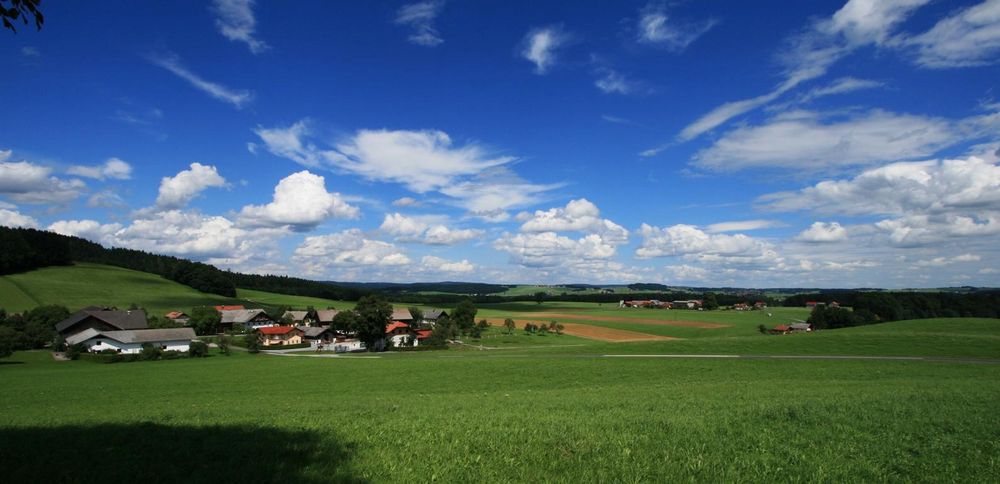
[507,312,731,329]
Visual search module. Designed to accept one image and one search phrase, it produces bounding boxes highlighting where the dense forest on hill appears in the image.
[329,281,510,295]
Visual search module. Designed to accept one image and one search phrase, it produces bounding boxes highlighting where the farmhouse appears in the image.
[258,326,304,346]
[391,308,414,323]
[770,324,791,334]
[298,325,336,346]
[283,310,317,326]
[214,305,245,311]
[672,300,703,309]
[65,327,196,354]
[219,309,275,332]
[315,309,340,325]
[620,300,670,309]
[422,309,448,324]
[55,307,149,338]
[385,321,418,347]
[164,311,190,325]
[754,301,768,310]
[790,322,812,332]
[733,303,750,311]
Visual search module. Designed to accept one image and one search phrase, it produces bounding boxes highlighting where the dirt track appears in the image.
[484,318,675,342]
[510,312,730,329]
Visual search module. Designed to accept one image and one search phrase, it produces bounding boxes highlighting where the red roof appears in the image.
[259,325,298,335]
[773,324,791,331]
[215,305,245,311]
[164,311,186,319]
[415,329,433,340]
[385,321,410,334]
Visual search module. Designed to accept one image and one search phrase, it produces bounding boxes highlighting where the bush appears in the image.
[188,340,209,358]
[259,342,310,351]
[140,343,163,361]
[217,335,231,356]
[244,334,261,354]
[65,343,85,360]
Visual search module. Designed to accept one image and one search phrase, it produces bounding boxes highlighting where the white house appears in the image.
[65,328,197,354]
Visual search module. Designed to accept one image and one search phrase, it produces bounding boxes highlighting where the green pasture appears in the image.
[1,345,998,482]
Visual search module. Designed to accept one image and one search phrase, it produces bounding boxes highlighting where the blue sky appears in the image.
[2,0,999,287]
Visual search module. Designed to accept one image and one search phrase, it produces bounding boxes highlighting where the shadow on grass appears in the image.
[0,423,364,483]
[0,361,25,365]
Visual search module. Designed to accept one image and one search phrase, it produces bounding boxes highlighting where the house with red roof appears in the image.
[257,325,304,346]
[770,324,791,334]
[385,321,418,347]
[214,305,246,311]
[164,311,190,325]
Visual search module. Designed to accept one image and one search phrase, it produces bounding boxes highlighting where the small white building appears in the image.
[66,328,197,354]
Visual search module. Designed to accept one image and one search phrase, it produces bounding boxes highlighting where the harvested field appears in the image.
[511,312,731,329]
[484,319,674,342]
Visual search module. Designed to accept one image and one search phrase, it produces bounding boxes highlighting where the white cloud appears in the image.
[674,0,929,142]
[797,77,884,103]
[635,223,776,262]
[149,53,253,108]
[636,3,716,51]
[395,1,445,46]
[518,198,628,243]
[875,213,1000,247]
[112,210,258,259]
[156,163,227,209]
[901,0,1000,68]
[87,190,127,208]
[915,253,982,267]
[48,219,123,242]
[594,68,637,95]
[380,212,482,245]
[760,155,1000,216]
[795,222,848,243]
[211,0,269,54]
[694,109,958,171]
[494,232,621,267]
[521,26,569,75]
[238,171,359,231]
[67,157,132,180]
[0,159,85,205]
[392,197,420,207]
[705,220,783,233]
[0,208,39,228]
[21,46,39,57]
[294,229,411,268]
[420,255,474,273]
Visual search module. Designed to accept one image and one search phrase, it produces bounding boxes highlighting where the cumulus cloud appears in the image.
[67,158,132,180]
[149,53,254,108]
[395,1,445,46]
[48,219,123,243]
[795,222,848,243]
[635,223,776,263]
[254,122,559,217]
[0,208,39,228]
[636,3,716,51]
[693,109,958,171]
[113,210,255,259]
[494,232,621,267]
[238,171,359,231]
[380,212,482,245]
[294,229,411,268]
[520,26,569,74]
[0,158,85,205]
[420,255,474,273]
[392,197,420,207]
[875,214,1000,247]
[594,68,639,95]
[759,155,1000,216]
[156,163,227,209]
[915,253,982,267]
[518,198,628,243]
[211,0,269,54]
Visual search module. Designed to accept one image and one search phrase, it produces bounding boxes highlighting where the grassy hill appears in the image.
[0,263,246,315]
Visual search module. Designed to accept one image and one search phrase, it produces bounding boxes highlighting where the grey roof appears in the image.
[56,309,149,333]
[790,322,812,330]
[297,326,332,338]
[391,309,413,321]
[68,328,196,345]
[423,309,447,319]
[283,311,310,322]
[65,328,102,346]
[315,310,340,323]
[220,309,271,324]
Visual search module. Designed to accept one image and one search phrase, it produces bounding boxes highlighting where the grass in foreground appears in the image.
[1,348,997,482]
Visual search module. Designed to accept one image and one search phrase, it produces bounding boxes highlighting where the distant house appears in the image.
[790,322,812,332]
[214,305,245,311]
[298,325,335,346]
[733,303,750,311]
[283,310,317,326]
[55,307,149,338]
[65,327,196,354]
[829,301,840,308]
[332,338,364,352]
[770,324,791,334]
[620,300,670,309]
[315,309,340,326]
[219,309,275,332]
[672,300,703,310]
[422,309,448,324]
[257,326,304,347]
[754,301,768,310]
[415,329,433,342]
[391,309,414,323]
[600,288,615,294]
[805,301,825,308]
[164,311,190,325]
[385,321,418,347]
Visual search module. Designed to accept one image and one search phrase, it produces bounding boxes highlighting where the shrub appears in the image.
[217,335,231,356]
[244,333,261,354]
[757,324,767,334]
[188,340,209,358]
[65,343,85,360]
[140,343,162,361]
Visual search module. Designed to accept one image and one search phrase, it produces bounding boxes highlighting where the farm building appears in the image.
[65,327,196,354]
[391,308,414,323]
[620,300,670,309]
[385,321,418,347]
[672,300,703,309]
[754,301,768,310]
[214,305,245,311]
[298,325,336,346]
[790,322,812,332]
[258,326,304,346]
[733,303,750,311]
[315,309,340,325]
[164,311,190,325]
[283,310,317,325]
[770,324,791,334]
[55,307,149,338]
[332,338,364,352]
[422,309,448,324]
[219,309,275,332]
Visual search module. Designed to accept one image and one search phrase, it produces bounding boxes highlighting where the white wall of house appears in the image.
[81,338,192,354]
[332,339,364,352]
[389,334,418,348]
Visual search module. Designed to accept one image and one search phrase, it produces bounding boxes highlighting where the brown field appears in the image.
[513,312,730,329]
[484,319,674,342]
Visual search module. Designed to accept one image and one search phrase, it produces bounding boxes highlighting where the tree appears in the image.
[148,315,180,329]
[1,0,43,34]
[244,333,261,353]
[534,291,547,305]
[353,295,393,352]
[217,335,231,356]
[702,292,719,311]
[331,310,358,333]
[430,314,458,343]
[0,326,15,358]
[188,340,209,358]
[757,324,767,334]
[408,307,424,328]
[555,323,564,335]
[188,306,221,335]
[503,318,516,335]
[451,299,477,335]
[548,321,557,333]
[470,319,490,338]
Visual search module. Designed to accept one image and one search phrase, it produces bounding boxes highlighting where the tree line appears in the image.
[806,291,1000,330]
